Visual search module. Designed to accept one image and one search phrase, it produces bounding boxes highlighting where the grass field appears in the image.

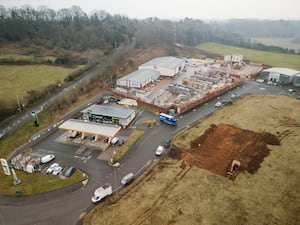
[252,37,300,53]
[84,94,300,225]
[0,169,86,195]
[0,65,76,105]
[197,42,300,71]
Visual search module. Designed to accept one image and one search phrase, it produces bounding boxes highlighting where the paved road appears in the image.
[0,81,299,225]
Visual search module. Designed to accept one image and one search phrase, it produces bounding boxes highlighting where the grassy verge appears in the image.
[0,54,56,63]
[112,129,145,163]
[0,169,86,195]
[197,42,300,71]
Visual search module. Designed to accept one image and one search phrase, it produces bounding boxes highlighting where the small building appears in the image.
[81,105,136,128]
[138,56,185,78]
[116,69,160,89]
[260,67,300,84]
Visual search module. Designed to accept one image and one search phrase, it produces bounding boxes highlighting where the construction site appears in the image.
[113,55,262,114]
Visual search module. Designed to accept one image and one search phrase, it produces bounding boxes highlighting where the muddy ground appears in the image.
[173,123,280,177]
[84,94,300,225]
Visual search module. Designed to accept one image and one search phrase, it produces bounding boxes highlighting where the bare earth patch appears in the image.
[173,123,280,177]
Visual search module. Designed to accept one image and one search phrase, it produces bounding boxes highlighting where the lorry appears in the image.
[91,184,112,203]
[159,113,177,126]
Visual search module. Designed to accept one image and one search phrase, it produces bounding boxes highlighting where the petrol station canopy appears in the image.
[59,119,121,137]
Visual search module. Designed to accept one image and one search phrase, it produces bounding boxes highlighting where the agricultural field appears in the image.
[84,94,300,225]
[251,37,300,53]
[197,42,300,71]
[0,65,76,105]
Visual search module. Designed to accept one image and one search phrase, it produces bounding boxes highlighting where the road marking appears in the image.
[76,146,86,154]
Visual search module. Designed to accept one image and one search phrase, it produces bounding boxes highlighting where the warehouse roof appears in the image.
[59,119,121,137]
[81,104,134,118]
[139,56,185,69]
[117,69,160,84]
[262,67,300,76]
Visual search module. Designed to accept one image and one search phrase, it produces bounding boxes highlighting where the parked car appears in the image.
[118,139,125,146]
[111,137,119,145]
[41,154,55,164]
[121,173,135,185]
[52,166,63,175]
[64,167,75,177]
[46,163,59,174]
[0,132,7,140]
[155,145,164,156]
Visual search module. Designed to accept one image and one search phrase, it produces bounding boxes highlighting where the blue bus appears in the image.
[159,113,176,126]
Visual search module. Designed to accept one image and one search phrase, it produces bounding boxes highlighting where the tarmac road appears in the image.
[0,80,299,225]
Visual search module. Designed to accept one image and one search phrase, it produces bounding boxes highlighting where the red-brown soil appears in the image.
[170,123,280,177]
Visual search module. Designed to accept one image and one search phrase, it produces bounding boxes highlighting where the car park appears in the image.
[121,173,135,185]
[155,145,164,156]
[46,163,59,174]
[41,154,55,164]
[64,166,75,177]
[52,166,63,175]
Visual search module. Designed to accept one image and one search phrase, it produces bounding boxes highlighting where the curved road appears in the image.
[0,81,299,225]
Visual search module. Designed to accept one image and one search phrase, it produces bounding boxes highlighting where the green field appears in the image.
[251,38,300,53]
[0,65,76,105]
[197,42,300,71]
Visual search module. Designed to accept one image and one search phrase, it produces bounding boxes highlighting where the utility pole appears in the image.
[16,95,21,111]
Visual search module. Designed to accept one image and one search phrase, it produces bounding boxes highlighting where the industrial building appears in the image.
[81,105,136,128]
[116,69,160,89]
[138,56,185,78]
[260,67,300,84]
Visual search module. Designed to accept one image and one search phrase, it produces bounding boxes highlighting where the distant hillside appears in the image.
[215,19,300,39]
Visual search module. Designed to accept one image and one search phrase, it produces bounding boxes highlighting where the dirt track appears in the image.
[172,123,280,177]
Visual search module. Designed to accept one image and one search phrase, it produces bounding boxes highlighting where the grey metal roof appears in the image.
[81,105,134,118]
[140,56,185,69]
[59,119,121,137]
[263,67,300,76]
[118,69,159,84]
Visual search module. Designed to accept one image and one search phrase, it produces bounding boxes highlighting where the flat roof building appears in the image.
[138,56,185,78]
[81,105,136,128]
[116,69,160,89]
[260,67,300,84]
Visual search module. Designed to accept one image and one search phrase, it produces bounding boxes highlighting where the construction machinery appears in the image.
[227,160,241,179]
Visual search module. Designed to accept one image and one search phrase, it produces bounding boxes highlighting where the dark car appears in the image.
[64,167,75,177]
[163,139,171,148]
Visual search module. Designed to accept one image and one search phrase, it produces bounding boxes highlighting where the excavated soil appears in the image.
[170,123,280,177]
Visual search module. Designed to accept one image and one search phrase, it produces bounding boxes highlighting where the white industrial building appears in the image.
[138,56,185,78]
[116,69,160,89]
[260,67,300,84]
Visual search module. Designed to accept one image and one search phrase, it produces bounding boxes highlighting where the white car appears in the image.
[46,163,59,174]
[110,137,119,145]
[155,145,164,156]
[121,173,135,185]
[214,101,222,107]
[52,166,63,175]
[41,154,55,164]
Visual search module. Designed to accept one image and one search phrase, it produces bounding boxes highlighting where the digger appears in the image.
[227,160,241,179]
